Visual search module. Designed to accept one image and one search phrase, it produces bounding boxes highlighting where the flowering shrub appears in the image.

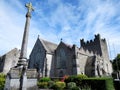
[61,75,69,82]
[37,82,48,89]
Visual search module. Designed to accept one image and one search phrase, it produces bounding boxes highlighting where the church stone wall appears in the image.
[80,34,113,76]
[28,34,113,77]
[85,56,96,77]
[0,48,20,74]
[77,52,89,74]
[0,55,5,72]
[46,54,54,77]
[103,60,113,75]
[29,39,46,76]
[108,62,113,74]
[100,39,109,61]
[54,42,73,77]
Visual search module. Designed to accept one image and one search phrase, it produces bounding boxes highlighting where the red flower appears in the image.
[61,75,69,82]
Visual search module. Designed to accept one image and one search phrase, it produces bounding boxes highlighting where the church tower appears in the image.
[80,34,109,61]
[80,34,112,76]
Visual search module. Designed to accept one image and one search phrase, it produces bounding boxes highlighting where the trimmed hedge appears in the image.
[64,74,88,87]
[67,82,77,89]
[49,81,66,90]
[48,81,55,89]
[66,82,80,90]
[65,75,114,90]
[53,81,66,90]
[37,82,48,89]
[38,77,51,82]
[37,77,51,89]
[82,77,115,90]
[38,76,114,90]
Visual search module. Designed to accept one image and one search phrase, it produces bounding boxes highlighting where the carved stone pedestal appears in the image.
[4,68,37,90]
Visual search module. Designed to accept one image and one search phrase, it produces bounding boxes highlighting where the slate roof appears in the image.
[39,38,58,54]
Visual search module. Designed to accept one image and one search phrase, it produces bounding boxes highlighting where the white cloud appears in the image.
[0,1,23,53]
[0,0,120,59]
[0,0,39,57]
[33,0,120,59]
[80,0,120,59]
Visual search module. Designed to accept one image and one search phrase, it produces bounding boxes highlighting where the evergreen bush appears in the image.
[66,82,80,90]
[67,82,76,89]
[71,86,80,90]
[39,77,51,82]
[37,77,51,89]
[48,81,55,89]
[52,81,66,90]
[77,74,88,79]
[37,82,48,89]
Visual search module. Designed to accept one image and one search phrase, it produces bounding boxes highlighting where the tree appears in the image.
[112,54,120,71]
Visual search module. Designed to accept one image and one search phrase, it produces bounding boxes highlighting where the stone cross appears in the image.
[18,2,34,90]
[25,2,34,13]
[18,2,34,66]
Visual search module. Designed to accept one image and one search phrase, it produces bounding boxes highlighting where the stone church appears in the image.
[0,48,20,74]
[28,34,113,77]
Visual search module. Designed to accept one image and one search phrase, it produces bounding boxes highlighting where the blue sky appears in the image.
[0,0,120,59]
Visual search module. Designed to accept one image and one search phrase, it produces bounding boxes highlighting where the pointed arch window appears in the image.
[57,48,67,69]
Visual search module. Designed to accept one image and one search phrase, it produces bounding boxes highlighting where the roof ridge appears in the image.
[0,48,19,57]
[38,38,57,46]
[39,39,49,52]
[38,38,58,53]
[62,41,73,48]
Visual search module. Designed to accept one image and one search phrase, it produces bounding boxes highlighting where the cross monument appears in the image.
[4,3,37,90]
[18,2,34,66]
